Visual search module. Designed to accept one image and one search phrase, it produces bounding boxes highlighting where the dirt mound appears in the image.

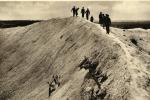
[0,17,150,100]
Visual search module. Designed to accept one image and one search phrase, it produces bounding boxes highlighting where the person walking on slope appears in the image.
[104,14,111,34]
[85,8,90,20]
[99,12,103,26]
[90,16,94,22]
[81,7,85,18]
[75,7,80,16]
[71,6,76,17]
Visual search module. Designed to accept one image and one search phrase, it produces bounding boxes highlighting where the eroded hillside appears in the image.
[0,17,150,100]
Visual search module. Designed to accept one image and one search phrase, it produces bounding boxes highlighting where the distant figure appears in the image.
[81,7,85,18]
[102,14,105,28]
[75,7,80,16]
[53,75,60,86]
[85,8,90,20]
[104,14,111,34]
[71,6,76,17]
[99,12,103,26]
[47,75,60,97]
[90,16,94,22]
[47,82,55,97]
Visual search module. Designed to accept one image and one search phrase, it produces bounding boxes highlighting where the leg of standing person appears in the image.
[82,14,84,18]
[106,26,110,34]
[73,11,76,17]
[49,87,51,97]
[103,23,105,29]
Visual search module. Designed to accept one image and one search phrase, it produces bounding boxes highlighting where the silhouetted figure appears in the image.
[75,8,79,16]
[99,12,103,26]
[47,75,61,97]
[102,14,105,28]
[71,6,76,17]
[47,82,55,97]
[81,7,85,18]
[85,8,90,20]
[53,75,60,86]
[104,14,111,34]
[90,16,94,22]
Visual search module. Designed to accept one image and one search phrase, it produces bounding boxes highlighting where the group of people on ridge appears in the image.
[71,6,111,34]
[99,12,111,34]
[71,6,94,22]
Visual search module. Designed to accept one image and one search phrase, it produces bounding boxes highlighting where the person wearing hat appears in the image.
[85,8,90,20]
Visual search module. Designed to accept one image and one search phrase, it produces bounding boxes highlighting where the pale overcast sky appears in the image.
[0,1,150,21]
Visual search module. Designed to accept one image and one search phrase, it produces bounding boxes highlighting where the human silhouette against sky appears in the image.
[75,7,79,16]
[104,14,111,34]
[81,7,85,18]
[71,6,76,17]
[102,14,105,28]
[85,8,90,20]
[99,12,103,26]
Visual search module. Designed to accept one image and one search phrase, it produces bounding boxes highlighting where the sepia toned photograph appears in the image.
[0,1,150,100]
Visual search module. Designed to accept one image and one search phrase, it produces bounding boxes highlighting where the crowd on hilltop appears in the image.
[71,6,111,34]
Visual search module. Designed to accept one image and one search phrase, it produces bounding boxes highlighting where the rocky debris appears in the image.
[79,57,108,100]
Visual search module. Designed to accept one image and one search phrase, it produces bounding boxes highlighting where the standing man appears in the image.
[104,14,111,34]
[99,12,103,26]
[85,8,90,20]
[47,82,55,97]
[71,6,76,17]
[81,7,85,18]
[75,7,80,16]
[102,14,105,29]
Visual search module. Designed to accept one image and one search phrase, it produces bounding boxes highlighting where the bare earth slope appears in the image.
[0,17,150,100]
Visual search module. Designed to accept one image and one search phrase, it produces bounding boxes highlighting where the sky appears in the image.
[0,1,150,21]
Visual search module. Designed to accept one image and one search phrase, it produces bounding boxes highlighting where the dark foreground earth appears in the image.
[111,21,150,29]
[0,20,40,28]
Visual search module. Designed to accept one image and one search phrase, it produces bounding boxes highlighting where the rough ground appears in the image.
[0,17,150,100]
